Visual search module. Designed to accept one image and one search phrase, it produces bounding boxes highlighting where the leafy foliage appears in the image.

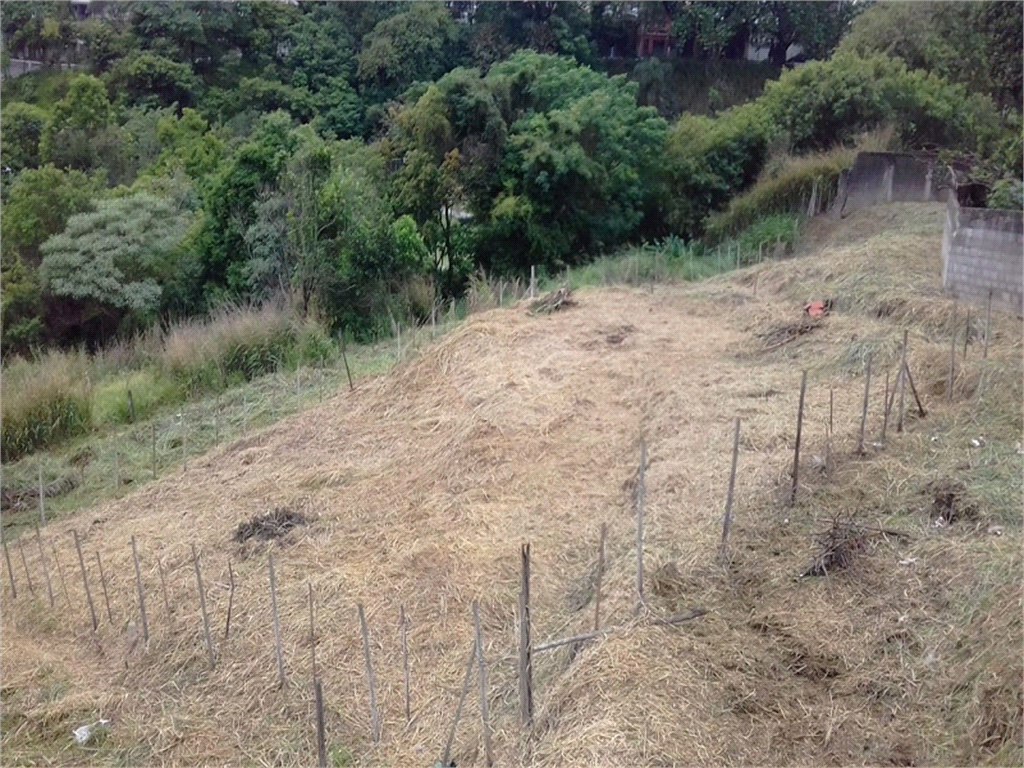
[40,193,198,340]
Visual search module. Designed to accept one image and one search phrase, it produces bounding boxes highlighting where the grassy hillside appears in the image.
[0,203,1020,767]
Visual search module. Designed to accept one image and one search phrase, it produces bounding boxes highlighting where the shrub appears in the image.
[704,148,857,243]
[1,350,92,462]
[160,302,336,395]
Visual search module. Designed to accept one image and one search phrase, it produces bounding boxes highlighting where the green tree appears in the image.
[39,193,198,343]
[1,164,102,266]
[40,74,114,170]
[106,51,201,109]
[483,52,667,272]
[357,3,461,98]
[759,53,1001,154]
[838,1,1023,113]
[198,110,298,301]
[0,102,48,171]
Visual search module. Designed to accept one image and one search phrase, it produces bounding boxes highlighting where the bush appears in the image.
[704,148,857,243]
[1,350,92,462]
[160,303,336,395]
[662,102,771,239]
[759,53,1002,155]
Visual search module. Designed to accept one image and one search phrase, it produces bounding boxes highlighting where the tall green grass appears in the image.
[1,303,338,463]
[161,303,336,395]
[705,148,857,243]
[1,350,92,462]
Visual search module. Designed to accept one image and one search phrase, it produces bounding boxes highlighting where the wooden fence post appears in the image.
[269,553,286,688]
[718,418,741,563]
[18,540,36,596]
[897,330,908,433]
[157,558,173,624]
[192,544,216,668]
[224,560,236,639]
[35,525,54,607]
[790,370,808,505]
[314,678,327,768]
[881,370,891,445]
[38,463,45,527]
[473,600,494,767]
[72,530,98,631]
[3,540,17,599]
[636,437,646,609]
[357,603,381,743]
[131,535,149,644]
[857,355,872,454]
[519,543,533,727]
[443,638,477,768]
[95,551,113,625]
[50,543,70,607]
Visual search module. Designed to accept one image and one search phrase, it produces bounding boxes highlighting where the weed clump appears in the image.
[1,350,92,462]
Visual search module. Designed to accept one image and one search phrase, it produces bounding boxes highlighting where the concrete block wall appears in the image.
[838,152,949,216]
[942,196,1024,316]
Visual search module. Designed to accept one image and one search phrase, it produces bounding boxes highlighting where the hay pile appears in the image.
[1,203,1020,767]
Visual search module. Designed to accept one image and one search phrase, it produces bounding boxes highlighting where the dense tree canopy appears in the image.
[0,1,1019,353]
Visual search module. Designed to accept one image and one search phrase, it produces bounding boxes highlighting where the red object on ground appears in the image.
[804,300,829,318]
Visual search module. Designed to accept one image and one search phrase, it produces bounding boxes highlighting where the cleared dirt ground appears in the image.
[1,203,1021,767]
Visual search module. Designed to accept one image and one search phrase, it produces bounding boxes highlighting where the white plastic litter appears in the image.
[72,719,110,746]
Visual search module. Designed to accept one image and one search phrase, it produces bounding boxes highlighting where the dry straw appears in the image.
[1,203,1020,768]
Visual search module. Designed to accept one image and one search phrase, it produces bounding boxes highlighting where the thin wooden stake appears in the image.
[341,332,354,392]
[897,330,908,433]
[157,558,173,623]
[948,301,957,403]
[903,360,927,417]
[114,450,121,491]
[857,355,873,454]
[242,395,248,437]
[192,544,215,668]
[314,678,327,768]
[530,265,536,298]
[35,525,54,607]
[443,638,477,767]
[308,583,318,681]
[518,543,533,726]
[400,605,411,724]
[790,370,808,505]
[224,560,235,639]
[984,289,992,359]
[881,370,891,444]
[18,540,36,596]
[718,418,741,562]
[269,552,286,688]
[51,543,70,608]
[38,463,45,526]
[963,308,970,361]
[152,423,157,480]
[473,600,494,767]
[357,603,381,743]
[636,437,646,608]
[826,387,834,471]
[131,535,149,644]
[594,524,606,632]
[3,541,17,599]
[95,551,113,625]
[72,530,98,631]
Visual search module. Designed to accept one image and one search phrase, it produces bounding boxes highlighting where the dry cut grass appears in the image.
[0,203,1020,767]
